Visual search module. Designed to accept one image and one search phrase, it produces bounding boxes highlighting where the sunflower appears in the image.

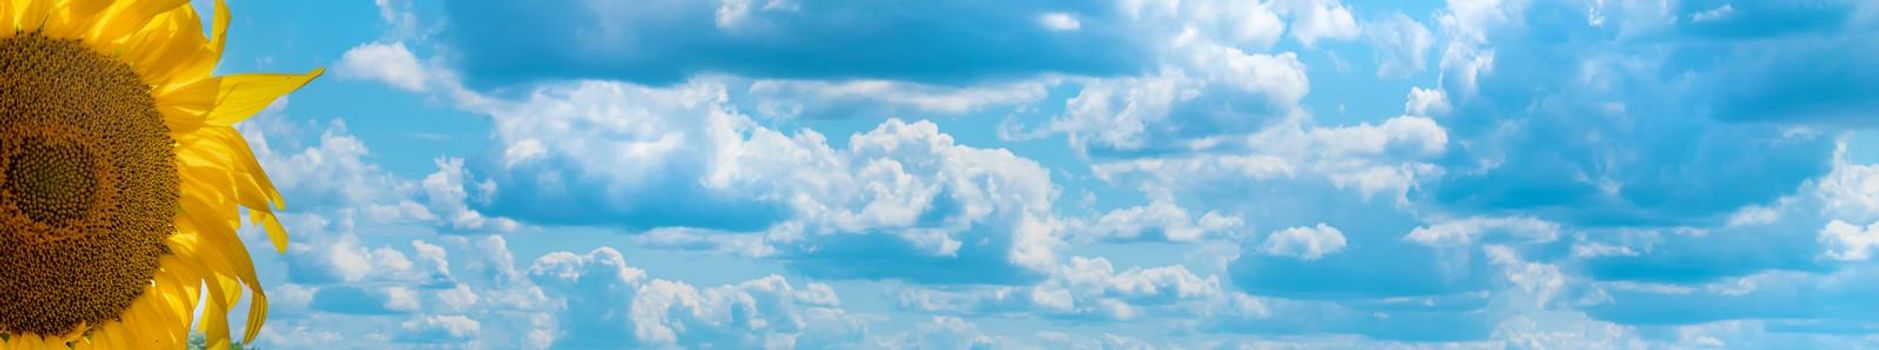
[0,0,316,348]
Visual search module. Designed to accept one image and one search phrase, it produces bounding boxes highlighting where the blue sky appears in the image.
[210,0,1879,348]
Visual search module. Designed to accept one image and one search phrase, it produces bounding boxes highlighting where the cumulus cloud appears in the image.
[744,78,1052,118]
[1066,200,1245,243]
[1125,0,1286,49]
[245,119,408,213]
[763,119,1062,284]
[1278,0,1362,46]
[1260,224,1347,260]
[526,247,869,348]
[1404,217,1559,248]
[468,79,1064,284]
[715,0,798,30]
[898,257,1222,321]
[465,80,789,231]
[1582,267,1879,327]
[284,231,445,286]
[396,315,481,343]
[263,0,1879,346]
[307,286,421,315]
[1816,153,1879,222]
[1205,292,1496,342]
[1039,12,1082,32]
[262,226,876,348]
[870,316,1004,349]
[1091,114,1449,208]
[419,158,520,233]
[1425,0,1872,226]
[1404,86,1449,117]
[1820,220,1879,261]
[244,115,518,233]
[1031,46,1310,155]
[337,41,429,92]
[1365,13,1434,78]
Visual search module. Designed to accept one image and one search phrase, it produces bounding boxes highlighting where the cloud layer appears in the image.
[241,0,1879,347]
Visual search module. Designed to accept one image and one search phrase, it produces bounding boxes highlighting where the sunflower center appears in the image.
[5,134,106,227]
[0,32,179,336]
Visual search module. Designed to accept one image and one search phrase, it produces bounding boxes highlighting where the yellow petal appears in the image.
[41,0,110,39]
[102,321,135,350]
[87,0,189,49]
[198,274,241,349]
[157,77,221,136]
[0,0,15,35]
[18,333,45,349]
[155,0,230,89]
[12,0,50,32]
[196,127,287,211]
[254,210,290,253]
[203,69,326,126]
[124,6,206,88]
[209,0,230,54]
[170,194,273,343]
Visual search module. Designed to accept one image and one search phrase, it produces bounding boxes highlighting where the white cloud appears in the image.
[279,217,446,286]
[899,257,1222,321]
[1180,47,1311,106]
[873,316,1002,350]
[1036,72,1194,151]
[1093,154,1295,189]
[1690,4,1735,23]
[1280,0,1362,46]
[430,284,481,313]
[478,80,1064,283]
[1059,257,1222,303]
[1093,115,1448,205]
[1366,13,1435,78]
[262,230,869,348]
[244,116,519,234]
[630,276,865,348]
[746,78,1051,117]
[385,287,424,313]
[1820,220,1879,261]
[758,119,1064,281]
[284,1,1879,346]
[1039,12,1082,31]
[632,227,776,257]
[1068,200,1245,242]
[372,0,422,39]
[1299,115,1448,157]
[1439,0,1520,42]
[1405,217,1560,248]
[420,158,520,233]
[1260,224,1347,260]
[1816,150,1879,222]
[1484,245,1568,307]
[1033,331,1161,349]
[525,247,868,348]
[1036,46,1310,154]
[337,41,428,92]
[398,315,481,343]
[1432,0,1521,97]
[1131,0,1286,49]
[1726,203,1783,227]
[246,119,408,212]
[1262,117,1450,202]
[254,316,358,348]
[716,0,799,30]
[1405,86,1451,117]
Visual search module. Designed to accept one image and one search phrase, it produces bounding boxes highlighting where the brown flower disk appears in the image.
[0,32,178,336]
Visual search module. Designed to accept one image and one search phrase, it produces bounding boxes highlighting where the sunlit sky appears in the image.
[214,0,1879,348]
